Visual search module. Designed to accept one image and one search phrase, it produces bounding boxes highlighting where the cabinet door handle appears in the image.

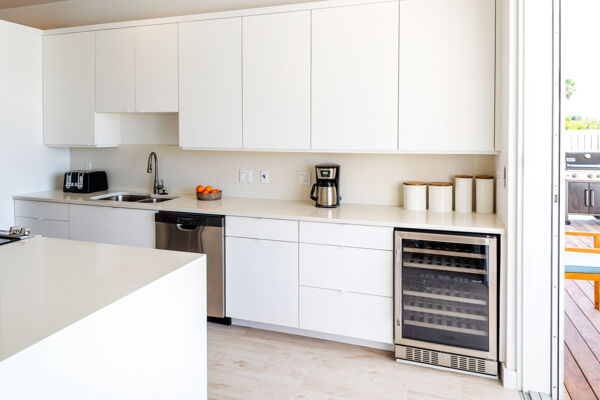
[585,190,590,207]
[592,190,596,207]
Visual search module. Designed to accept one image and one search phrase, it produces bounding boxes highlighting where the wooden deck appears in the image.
[565,218,600,400]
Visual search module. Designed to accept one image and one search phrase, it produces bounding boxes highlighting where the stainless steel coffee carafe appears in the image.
[310,164,340,208]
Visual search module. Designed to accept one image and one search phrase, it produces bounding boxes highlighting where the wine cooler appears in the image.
[394,230,498,376]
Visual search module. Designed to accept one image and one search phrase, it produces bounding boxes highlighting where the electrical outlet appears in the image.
[298,171,310,186]
[260,170,270,184]
[239,169,253,183]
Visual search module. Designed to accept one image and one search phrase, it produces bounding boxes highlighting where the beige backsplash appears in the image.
[70,145,495,206]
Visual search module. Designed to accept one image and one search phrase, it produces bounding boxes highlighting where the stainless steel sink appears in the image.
[90,193,178,203]
[138,197,173,203]
[95,194,149,202]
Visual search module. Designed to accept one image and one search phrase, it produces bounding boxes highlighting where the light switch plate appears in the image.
[260,170,270,184]
[239,169,253,183]
[298,171,310,186]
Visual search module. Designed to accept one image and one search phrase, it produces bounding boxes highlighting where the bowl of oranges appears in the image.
[196,185,222,201]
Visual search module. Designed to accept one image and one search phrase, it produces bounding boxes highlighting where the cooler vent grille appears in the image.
[397,345,496,376]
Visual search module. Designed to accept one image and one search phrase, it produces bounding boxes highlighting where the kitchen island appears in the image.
[0,236,207,400]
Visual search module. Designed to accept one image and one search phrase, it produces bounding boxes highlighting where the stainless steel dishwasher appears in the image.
[155,211,230,324]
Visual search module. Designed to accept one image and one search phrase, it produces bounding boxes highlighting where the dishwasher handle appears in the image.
[176,224,200,232]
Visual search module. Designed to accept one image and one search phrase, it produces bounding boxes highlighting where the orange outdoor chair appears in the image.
[566,231,600,310]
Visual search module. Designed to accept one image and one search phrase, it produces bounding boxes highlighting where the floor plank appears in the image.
[207,323,519,400]
[564,386,572,400]
[564,316,600,398]
[567,280,600,335]
[565,292,600,363]
[564,345,597,400]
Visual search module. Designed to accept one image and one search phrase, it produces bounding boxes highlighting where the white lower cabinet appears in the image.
[69,204,155,248]
[299,286,393,344]
[225,236,298,328]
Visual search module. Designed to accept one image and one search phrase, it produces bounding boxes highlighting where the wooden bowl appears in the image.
[196,191,222,201]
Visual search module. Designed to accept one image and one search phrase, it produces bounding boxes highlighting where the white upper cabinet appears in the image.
[179,18,242,149]
[44,32,120,147]
[95,28,135,113]
[242,11,311,150]
[398,0,495,152]
[311,2,399,152]
[134,24,178,112]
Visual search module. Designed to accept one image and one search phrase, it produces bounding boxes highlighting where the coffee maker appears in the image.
[310,164,341,208]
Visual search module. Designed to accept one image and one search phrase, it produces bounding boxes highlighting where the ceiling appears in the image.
[0,0,318,29]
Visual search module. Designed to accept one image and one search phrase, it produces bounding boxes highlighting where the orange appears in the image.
[196,185,205,193]
[202,190,210,194]
[205,186,213,192]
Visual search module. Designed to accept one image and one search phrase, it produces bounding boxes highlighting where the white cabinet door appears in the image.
[179,18,242,149]
[69,205,155,248]
[226,237,298,327]
[398,0,495,152]
[43,32,95,146]
[242,11,310,150]
[95,28,135,113]
[311,2,398,151]
[135,24,178,112]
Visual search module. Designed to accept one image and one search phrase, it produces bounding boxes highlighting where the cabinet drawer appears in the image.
[299,221,393,250]
[299,286,393,344]
[226,216,298,242]
[14,216,69,239]
[299,243,392,297]
[14,200,69,221]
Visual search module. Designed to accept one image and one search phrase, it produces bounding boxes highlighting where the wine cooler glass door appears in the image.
[394,231,497,360]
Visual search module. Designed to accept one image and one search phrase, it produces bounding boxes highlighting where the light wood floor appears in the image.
[565,218,600,400]
[207,323,519,400]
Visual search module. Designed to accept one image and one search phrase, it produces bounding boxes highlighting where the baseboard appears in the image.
[231,319,394,352]
[501,363,519,389]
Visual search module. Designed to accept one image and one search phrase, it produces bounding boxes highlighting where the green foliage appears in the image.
[566,79,577,99]
[566,115,600,130]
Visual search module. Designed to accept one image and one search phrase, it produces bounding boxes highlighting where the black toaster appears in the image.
[63,171,108,193]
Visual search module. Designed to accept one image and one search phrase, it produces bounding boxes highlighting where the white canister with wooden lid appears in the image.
[454,175,473,213]
[403,181,427,211]
[428,182,453,213]
[476,175,494,214]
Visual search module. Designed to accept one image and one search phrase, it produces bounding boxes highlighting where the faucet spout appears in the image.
[146,152,164,195]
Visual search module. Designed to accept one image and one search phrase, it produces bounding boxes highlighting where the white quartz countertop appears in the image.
[0,236,202,362]
[14,190,505,234]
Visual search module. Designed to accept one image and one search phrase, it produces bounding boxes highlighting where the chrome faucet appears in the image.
[146,152,166,195]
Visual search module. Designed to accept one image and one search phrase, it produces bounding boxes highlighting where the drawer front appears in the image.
[299,221,393,250]
[14,216,69,239]
[14,200,69,221]
[226,216,298,242]
[299,243,392,297]
[299,286,393,344]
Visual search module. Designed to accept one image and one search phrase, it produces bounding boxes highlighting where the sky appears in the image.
[562,0,600,119]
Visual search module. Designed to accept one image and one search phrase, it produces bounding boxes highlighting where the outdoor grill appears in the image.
[566,152,600,221]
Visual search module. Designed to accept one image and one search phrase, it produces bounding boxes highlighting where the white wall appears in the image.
[0,21,68,229]
[71,144,494,206]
